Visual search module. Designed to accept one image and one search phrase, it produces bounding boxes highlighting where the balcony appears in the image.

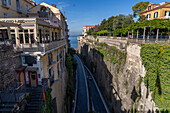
[14,40,66,54]
[39,12,48,18]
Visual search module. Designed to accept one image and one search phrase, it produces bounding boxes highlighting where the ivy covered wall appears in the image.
[141,44,170,111]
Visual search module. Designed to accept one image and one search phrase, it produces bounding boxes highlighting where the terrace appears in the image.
[14,39,66,53]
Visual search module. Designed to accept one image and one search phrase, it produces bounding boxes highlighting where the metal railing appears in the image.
[0,82,26,113]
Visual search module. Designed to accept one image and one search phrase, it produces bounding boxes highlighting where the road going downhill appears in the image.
[73,55,89,113]
[85,66,110,113]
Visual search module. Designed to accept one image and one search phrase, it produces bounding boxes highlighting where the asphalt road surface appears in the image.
[74,55,89,113]
[85,67,108,113]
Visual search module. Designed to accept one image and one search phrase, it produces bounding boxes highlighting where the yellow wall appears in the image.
[0,0,35,18]
[42,47,65,80]
[141,3,170,20]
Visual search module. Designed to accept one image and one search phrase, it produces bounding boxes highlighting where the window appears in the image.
[2,0,7,6]
[25,34,29,43]
[48,53,53,65]
[52,32,54,41]
[148,6,151,10]
[8,0,11,5]
[30,34,34,43]
[55,32,57,40]
[57,52,59,62]
[0,29,8,41]
[19,34,23,43]
[26,5,28,14]
[154,12,158,18]
[4,13,8,18]
[24,29,28,32]
[23,56,37,66]
[11,34,16,44]
[16,0,20,10]
[60,51,62,58]
[147,14,151,20]
[30,29,34,32]
[165,11,170,19]
[49,68,54,86]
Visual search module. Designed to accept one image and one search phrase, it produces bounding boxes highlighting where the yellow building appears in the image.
[83,25,95,36]
[140,2,170,20]
[0,0,36,18]
[0,2,69,112]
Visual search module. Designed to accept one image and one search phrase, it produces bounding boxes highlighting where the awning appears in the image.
[25,67,38,72]
[16,66,26,72]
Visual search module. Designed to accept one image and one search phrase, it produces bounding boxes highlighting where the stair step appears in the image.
[25,111,40,113]
[26,106,41,110]
[29,101,42,104]
[0,103,17,108]
[30,98,43,101]
[27,104,41,107]
[0,108,14,112]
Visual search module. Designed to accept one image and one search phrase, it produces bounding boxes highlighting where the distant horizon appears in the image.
[36,0,167,36]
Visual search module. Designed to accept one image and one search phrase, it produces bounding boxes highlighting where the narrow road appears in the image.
[85,66,110,113]
[74,55,89,113]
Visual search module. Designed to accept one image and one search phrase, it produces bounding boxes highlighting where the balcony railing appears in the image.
[14,40,66,53]
[39,12,48,17]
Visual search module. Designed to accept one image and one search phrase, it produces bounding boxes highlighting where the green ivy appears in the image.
[141,44,170,111]
[64,48,77,113]
[95,42,126,74]
[40,88,54,113]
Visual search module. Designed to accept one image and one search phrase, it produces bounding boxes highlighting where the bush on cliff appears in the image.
[141,44,170,111]
[64,48,77,113]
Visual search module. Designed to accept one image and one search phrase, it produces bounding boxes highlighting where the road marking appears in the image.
[85,65,110,113]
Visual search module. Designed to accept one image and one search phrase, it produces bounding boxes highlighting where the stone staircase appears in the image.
[25,87,43,113]
[0,103,17,113]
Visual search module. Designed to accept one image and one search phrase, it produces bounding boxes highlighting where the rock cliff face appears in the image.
[78,40,158,113]
[0,48,22,90]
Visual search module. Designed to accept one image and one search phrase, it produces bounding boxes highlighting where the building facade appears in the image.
[140,2,170,20]
[0,0,36,18]
[83,25,95,36]
[0,2,69,112]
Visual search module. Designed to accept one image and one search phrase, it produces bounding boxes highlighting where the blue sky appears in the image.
[35,0,167,35]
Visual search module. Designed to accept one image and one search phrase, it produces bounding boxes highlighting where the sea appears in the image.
[69,35,79,49]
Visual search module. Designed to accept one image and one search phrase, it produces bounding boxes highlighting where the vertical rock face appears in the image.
[79,41,158,113]
[0,48,22,90]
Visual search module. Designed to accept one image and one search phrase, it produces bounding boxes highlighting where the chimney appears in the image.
[52,4,56,8]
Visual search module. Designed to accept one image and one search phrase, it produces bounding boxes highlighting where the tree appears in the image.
[138,15,147,22]
[99,19,107,31]
[132,1,149,17]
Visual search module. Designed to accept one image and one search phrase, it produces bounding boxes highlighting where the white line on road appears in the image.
[85,65,110,113]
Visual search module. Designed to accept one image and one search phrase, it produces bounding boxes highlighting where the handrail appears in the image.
[1,82,25,113]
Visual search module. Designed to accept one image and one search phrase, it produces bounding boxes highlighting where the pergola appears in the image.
[128,26,170,40]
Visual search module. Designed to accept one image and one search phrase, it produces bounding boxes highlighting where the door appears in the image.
[20,72,25,85]
[30,71,37,87]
